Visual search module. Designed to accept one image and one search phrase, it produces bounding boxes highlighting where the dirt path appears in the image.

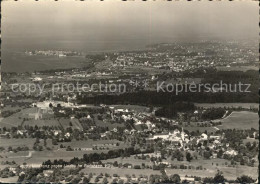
[8,151,34,159]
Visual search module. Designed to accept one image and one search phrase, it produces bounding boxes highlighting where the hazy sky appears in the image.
[2,0,258,51]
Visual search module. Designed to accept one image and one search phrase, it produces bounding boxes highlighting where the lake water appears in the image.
[2,51,92,73]
[1,39,148,72]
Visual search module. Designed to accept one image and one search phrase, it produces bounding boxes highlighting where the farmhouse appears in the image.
[73,147,92,151]
[225,149,238,156]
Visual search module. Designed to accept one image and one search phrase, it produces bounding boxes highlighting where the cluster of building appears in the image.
[111,41,257,72]
[25,50,82,57]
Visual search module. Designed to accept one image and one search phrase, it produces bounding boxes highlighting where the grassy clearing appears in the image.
[216,66,258,72]
[100,156,258,180]
[195,103,258,109]
[0,114,23,128]
[0,176,18,183]
[59,118,83,130]
[0,139,124,165]
[217,111,258,130]
[0,138,35,149]
[184,126,217,133]
[93,115,125,130]
[102,156,154,167]
[81,167,160,177]
[23,119,61,127]
[60,139,124,149]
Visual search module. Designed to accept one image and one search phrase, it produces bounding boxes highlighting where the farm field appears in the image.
[101,156,258,180]
[184,126,217,133]
[1,105,23,112]
[216,65,258,72]
[58,118,83,130]
[0,113,23,128]
[216,111,258,130]
[0,107,54,128]
[93,115,125,130]
[102,156,154,167]
[0,138,35,149]
[23,119,61,128]
[60,139,124,149]
[83,168,160,184]
[0,176,18,183]
[165,165,258,180]
[195,103,258,109]
[81,167,160,177]
[0,150,101,166]
[0,139,125,166]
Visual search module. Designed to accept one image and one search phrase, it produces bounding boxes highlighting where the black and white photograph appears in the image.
[0,0,259,183]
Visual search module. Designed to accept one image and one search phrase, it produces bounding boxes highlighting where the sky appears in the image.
[2,0,258,52]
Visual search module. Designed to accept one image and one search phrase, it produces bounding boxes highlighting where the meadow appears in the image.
[217,111,258,130]
[195,103,258,109]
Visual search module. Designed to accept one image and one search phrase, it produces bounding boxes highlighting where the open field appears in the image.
[216,65,258,72]
[93,115,125,130]
[0,150,105,166]
[216,111,258,130]
[81,167,161,177]
[103,156,154,167]
[58,118,73,129]
[166,165,258,180]
[81,165,258,181]
[195,103,258,109]
[0,138,35,149]
[0,139,124,165]
[23,119,61,128]
[0,105,23,112]
[0,113,23,128]
[0,107,55,128]
[59,118,83,130]
[101,156,258,180]
[0,176,18,183]
[60,139,124,149]
[184,126,217,133]
[0,107,83,129]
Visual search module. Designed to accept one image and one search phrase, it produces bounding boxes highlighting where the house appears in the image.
[74,147,92,151]
[43,170,54,177]
[32,77,42,82]
[224,149,238,156]
[200,133,208,140]
[210,135,221,140]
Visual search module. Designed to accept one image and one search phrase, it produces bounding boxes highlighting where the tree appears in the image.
[217,149,223,158]
[169,174,181,183]
[72,176,81,184]
[83,177,90,183]
[186,152,192,162]
[44,138,47,147]
[203,177,214,183]
[203,151,211,159]
[102,177,108,184]
[118,179,124,184]
[94,177,99,183]
[113,161,118,167]
[8,146,12,152]
[236,175,256,183]
[52,139,58,145]
[213,170,225,183]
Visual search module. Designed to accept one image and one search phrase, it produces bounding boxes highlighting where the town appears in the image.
[0,40,258,183]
